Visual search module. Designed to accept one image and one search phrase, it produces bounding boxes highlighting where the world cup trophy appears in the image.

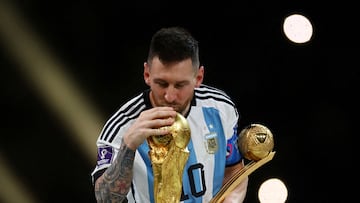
[210,123,276,203]
[147,113,191,203]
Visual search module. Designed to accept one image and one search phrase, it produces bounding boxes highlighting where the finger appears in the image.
[141,107,177,120]
[151,107,177,119]
[147,116,175,130]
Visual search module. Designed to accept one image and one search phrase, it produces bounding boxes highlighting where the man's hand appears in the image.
[123,107,177,150]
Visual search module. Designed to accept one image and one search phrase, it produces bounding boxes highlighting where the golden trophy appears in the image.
[210,123,276,203]
[147,113,191,203]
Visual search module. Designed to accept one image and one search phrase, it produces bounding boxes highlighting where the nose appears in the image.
[164,87,177,103]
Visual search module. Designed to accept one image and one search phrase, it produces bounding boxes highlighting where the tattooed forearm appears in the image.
[94,140,135,202]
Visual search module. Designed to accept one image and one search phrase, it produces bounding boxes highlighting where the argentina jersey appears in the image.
[174,84,241,202]
[91,85,242,203]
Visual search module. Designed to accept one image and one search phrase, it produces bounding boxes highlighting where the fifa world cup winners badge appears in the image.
[204,132,218,153]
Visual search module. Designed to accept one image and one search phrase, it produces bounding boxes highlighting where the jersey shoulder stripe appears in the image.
[195,84,235,108]
[99,92,147,142]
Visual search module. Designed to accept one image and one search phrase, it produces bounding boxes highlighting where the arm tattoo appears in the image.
[95,139,135,202]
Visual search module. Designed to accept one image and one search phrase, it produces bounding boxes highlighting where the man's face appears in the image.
[144,57,203,114]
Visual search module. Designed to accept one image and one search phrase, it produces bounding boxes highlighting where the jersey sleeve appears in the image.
[91,141,120,185]
[224,104,243,166]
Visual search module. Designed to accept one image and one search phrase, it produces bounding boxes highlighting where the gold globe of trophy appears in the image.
[147,113,191,203]
[210,123,276,203]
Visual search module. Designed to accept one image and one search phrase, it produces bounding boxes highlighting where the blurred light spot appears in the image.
[258,178,288,203]
[0,1,103,202]
[0,0,103,160]
[283,13,313,44]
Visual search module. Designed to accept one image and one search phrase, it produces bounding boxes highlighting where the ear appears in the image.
[144,62,151,85]
[195,66,204,87]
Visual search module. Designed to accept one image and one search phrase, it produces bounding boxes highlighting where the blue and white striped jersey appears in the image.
[91,84,243,203]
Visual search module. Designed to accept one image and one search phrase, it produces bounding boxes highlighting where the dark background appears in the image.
[0,0,357,203]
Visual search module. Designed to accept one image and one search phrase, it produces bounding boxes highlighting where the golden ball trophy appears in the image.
[209,123,276,203]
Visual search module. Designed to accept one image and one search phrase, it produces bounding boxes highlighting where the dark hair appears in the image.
[147,26,200,69]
